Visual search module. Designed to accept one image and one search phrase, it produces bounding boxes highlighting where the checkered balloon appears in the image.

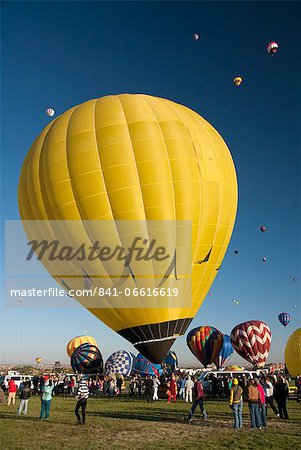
[105,350,136,377]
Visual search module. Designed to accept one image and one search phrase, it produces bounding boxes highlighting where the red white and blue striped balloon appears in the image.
[278,312,291,327]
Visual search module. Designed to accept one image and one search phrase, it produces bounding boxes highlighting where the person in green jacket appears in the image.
[39,377,54,420]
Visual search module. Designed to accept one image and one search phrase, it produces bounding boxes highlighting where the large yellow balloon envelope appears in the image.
[18,94,237,363]
[285,328,301,376]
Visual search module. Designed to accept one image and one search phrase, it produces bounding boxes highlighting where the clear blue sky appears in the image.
[1,1,300,366]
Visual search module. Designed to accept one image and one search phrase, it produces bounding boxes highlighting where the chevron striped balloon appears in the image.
[230,320,272,368]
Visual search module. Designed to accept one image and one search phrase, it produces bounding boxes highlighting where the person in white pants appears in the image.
[185,376,194,402]
[17,382,31,415]
[153,376,160,401]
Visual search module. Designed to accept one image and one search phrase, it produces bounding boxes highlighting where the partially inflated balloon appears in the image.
[162,350,178,375]
[36,357,42,364]
[230,320,272,368]
[105,350,135,377]
[19,94,237,363]
[134,353,163,377]
[66,335,98,358]
[187,325,224,367]
[285,328,301,376]
[71,343,103,374]
[214,334,234,369]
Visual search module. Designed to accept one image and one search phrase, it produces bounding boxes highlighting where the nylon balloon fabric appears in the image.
[66,335,98,358]
[18,94,237,364]
[134,353,163,377]
[186,325,224,367]
[105,350,135,377]
[230,320,272,368]
[285,328,301,377]
[214,334,234,369]
[71,343,103,374]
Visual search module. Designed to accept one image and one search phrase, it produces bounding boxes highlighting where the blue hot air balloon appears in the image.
[214,334,234,369]
[134,353,163,377]
[278,313,291,327]
[105,350,136,377]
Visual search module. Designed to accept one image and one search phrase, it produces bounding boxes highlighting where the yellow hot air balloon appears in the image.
[66,335,98,358]
[36,357,42,364]
[285,328,301,376]
[18,94,237,363]
[233,77,243,87]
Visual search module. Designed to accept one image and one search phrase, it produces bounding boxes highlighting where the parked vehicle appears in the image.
[1,374,33,390]
[199,370,259,395]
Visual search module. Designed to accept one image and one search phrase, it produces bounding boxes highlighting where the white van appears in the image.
[199,370,260,394]
[2,374,33,390]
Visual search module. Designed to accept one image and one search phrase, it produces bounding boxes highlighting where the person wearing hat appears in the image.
[39,376,54,420]
[229,378,243,429]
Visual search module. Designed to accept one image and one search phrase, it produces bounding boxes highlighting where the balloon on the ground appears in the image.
[134,353,163,377]
[230,320,272,368]
[278,312,291,327]
[260,226,267,232]
[267,41,279,55]
[71,343,103,374]
[19,94,237,364]
[285,328,301,376]
[214,334,234,369]
[193,34,200,41]
[233,77,243,86]
[35,357,42,364]
[105,350,136,377]
[162,350,178,375]
[187,326,224,368]
[66,336,98,358]
[46,108,55,117]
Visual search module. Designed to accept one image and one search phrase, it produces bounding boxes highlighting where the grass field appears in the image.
[1,396,300,450]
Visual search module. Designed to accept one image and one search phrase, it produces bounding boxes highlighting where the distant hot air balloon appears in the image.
[234,250,239,255]
[193,34,200,41]
[292,277,297,282]
[187,326,224,367]
[214,334,234,369]
[260,226,267,232]
[230,320,272,368]
[233,77,243,87]
[233,299,239,305]
[104,350,135,377]
[45,108,55,117]
[209,292,213,296]
[66,336,98,358]
[262,256,267,262]
[267,42,279,55]
[19,94,238,364]
[134,353,163,377]
[71,343,103,374]
[278,312,291,327]
[293,304,297,308]
[285,328,301,376]
[35,357,42,364]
